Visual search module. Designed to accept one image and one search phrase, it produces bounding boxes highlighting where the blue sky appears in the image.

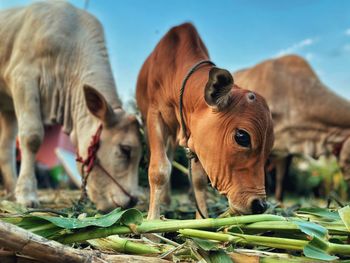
[1,0,349,103]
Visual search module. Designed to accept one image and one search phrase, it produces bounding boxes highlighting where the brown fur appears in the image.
[136,23,274,218]
[234,55,350,200]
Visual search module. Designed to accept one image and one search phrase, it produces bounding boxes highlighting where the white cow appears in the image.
[0,1,141,211]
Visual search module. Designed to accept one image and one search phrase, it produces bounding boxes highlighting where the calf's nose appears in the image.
[251,198,267,214]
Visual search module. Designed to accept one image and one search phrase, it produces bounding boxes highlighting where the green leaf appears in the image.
[292,219,328,239]
[17,217,51,229]
[192,237,219,251]
[338,206,350,231]
[303,236,338,261]
[37,208,143,229]
[297,208,340,221]
[119,209,143,226]
[207,250,232,263]
[34,227,65,238]
[1,216,64,238]
[191,237,231,262]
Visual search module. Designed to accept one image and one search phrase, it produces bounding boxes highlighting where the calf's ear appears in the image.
[83,85,116,126]
[204,67,233,110]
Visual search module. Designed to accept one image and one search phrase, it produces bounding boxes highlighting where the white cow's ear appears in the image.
[204,67,233,111]
[83,85,115,125]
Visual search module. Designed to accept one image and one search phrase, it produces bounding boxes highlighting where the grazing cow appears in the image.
[234,55,350,200]
[136,23,274,219]
[0,2,141,211]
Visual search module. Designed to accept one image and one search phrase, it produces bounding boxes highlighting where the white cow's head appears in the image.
[79,86,142,211]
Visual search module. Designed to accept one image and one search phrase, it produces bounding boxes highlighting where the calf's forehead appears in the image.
[225,92,272,135]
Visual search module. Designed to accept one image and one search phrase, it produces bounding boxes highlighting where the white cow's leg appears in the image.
[191,160,208,218]
[10,75,43,207]
[0,111,17,198]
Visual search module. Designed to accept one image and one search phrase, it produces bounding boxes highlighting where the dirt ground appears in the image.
[0,188,80,210]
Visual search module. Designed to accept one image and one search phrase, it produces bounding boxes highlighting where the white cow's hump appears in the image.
[0,1,119,133]
[5,1,102,56]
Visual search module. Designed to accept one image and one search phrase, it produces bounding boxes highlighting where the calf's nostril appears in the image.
[251,198,267,214]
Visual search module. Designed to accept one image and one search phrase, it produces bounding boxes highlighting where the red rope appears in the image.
[76,124,103,173]
[75,123,136,205]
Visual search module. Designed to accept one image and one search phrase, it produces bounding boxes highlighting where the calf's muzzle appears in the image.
[251,198,268,214]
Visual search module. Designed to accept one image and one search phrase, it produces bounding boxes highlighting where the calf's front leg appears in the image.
[146,111,172,220]
[10,74,43,207]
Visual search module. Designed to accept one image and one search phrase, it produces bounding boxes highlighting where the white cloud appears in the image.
[345,28,350,36]
[275,38,316,57]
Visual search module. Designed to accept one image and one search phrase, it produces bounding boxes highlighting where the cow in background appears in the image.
[234,55,350,200]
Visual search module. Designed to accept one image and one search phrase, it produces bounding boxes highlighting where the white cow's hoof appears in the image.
[15,191,40,208]
[4,190,16,201]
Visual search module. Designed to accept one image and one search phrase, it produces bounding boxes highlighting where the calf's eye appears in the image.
[234,129,251,148]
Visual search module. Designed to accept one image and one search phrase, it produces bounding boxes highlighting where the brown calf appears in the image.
[136,23,274,219]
